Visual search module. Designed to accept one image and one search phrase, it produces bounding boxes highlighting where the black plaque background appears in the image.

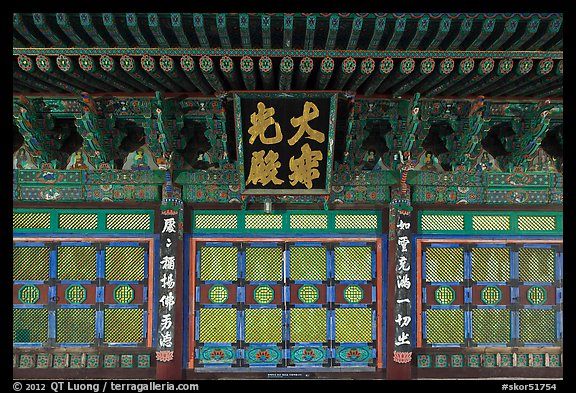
[240,97,331,192]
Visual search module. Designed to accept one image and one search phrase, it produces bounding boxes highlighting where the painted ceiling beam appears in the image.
[148,13,170,48]
[346,57,375,91]
[385,17,406,50]
[304,16,316,50]
[376,57,415,94]
[34,55,93,93]
[445,17,473,50]
[219,56,242,90]
[78,55,136,92]
[367,16,386,50]
[13,13,44,47]
[119,55,166,91]
[529,16,562,50]
[261,15,271,49]
[331,57,356,90]
[325,15,339,50]
[507,16,540,50]
[140,55,181,92]
[17,55,82,94]
[279,56,294,90]
[33,13,66,47]
[465,59,514,96]
[102,13,129,47]
[534,84,562,99]
[199,55,225,92]
[283,15,293,49]
[126,13,149,48]
[216,14,232,49]
[258,56,275,90]
[180,55,213,95]
[170,14,190,48]
[294,57,313,90]
[362,58,394,96]
[466,18,496,51]
[486,59,534,97]
[445,58,495,97]
[239,56,256,91]
[347,16,363,50]
[98,55,147,92]
[487,17,519,50]
[392,58,435,97]
[193,14,210,48]
[412,58,454,94]
[239,14,251,49]
[512,60,561,97]
[55,54,114,92]
[13,81,38,93]
[315,57,335,90]
[159,55,197,92]
[406,16,429,50]
[492,58,553,97]
[56,13,88,47]
[80,13,109,47]
[14,66,65,93]
[426,16,451,50]
[424,58,475,97]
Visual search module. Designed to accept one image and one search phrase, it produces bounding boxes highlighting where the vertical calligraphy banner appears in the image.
[393,210,412,363]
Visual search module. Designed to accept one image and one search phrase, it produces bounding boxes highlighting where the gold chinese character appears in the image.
[246,150,284,186]
[248,102,283,145]
[288,143,323,189]
[288,101,325,146]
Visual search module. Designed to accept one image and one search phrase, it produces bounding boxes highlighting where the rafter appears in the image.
[148,13,169,47]
[102,13,129,47]
[216,14,232,49]
[283,15,293,49]
[33,13,65,47]
[239,56,256,90]
[385,17,406,51]
[239,14,252,49]
[315,57,334,90]
[426,16,451,50]
[466,18,495,51]
[13,13,44,47]
[279,56,294,90]
[446,17,473,50]
[295,57,313,90]
[407,16,429,50]
[325,15,339,50]
[487,17,519,50]
[193,14,210,48]
[507,16,540,50]
[304,16,316,50]
[170,13,190,48]
[367,16,386,50]
[125,13,149,47]
[261,15,271,49]
[140,55,181,92]
[80,13,108,47]
[180,55,213,95]
[56,13,87,47]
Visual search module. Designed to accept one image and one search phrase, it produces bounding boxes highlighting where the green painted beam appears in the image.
[466,18,496,51]
[346,58,375,91]
[13,66,65,93]
[98,55,147,92]
[426,16,451,50]
[493,58,554,97]
[148,13,169,48]
[16,55,82,94]
[239,14,251,49]
[78,55,137,92]
[385,17,406,50]
[294,56,313,90]
[278,56,294,90]
[507,16,540,50]
[55,54,113,92]
[304,16,316,50]
[179,55,212,95]
[530,16,562,50]
[159,55,197,92]
[347,16,363,50]
[392,58,435,97]
[376,57,415,94]
[315,56,334,90]
[325,15,339,50]
[424,58,475,97]
[102,13,129,47]
[219,55,242,90]
[170,13,190,47]
[56,13,87,47]
[119,55,165,91]
[239,55,256,90]
[80,13,109,47]
[193,14,210,48]
[362,58,394,96]
[125,13,149,47]
[407,16,429,50]
[13,13,44,47]
[258,55,275,90]
[444,57,495,97]
[412,57,454,94]
[32,13,65,47]
[446,17,473,50]
[283,15,293,49]
[487,59,534,97]
[465,58,514,96]
[367,16,386,50]
[487,17,519,50]
[512,60,561,97]
[261,15,271,49]
[34,55,92,93]
[216,14,232,49]
[331,57,356,90]
[199,55,225,92]
[140,55,181,92]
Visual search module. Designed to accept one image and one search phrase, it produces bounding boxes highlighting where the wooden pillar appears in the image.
[386,159,415,380]
[155,165,184,380]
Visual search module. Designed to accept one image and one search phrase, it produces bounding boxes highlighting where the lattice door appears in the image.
[194,241,377,368]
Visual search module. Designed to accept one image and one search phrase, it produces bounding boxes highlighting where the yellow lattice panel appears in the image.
[334,214,378,230]
[289,247,327,281]
[289,214,328,230]
[424,247,464,282]
[471,309,511,343]
[245,214,283,229]
[56,246,97,280]
[13,308,48,343]
[334,308,372,343]
[518,248,555,283]
[198,308,237,343]
[105,214,151,231]
[290,308,327,342]
[13,212,51,229]
[195,214,238,230]
[518,216,556,231]
[472,215,510,231]
[104,246,145,281]
[245,247,283,281]
[425,309,465,344]
[199,247,238,281]
[13,246,50,281]
[421,214,464,231]
[334,246,372,281]
[104,308,144,343]
[58,214,98,230]
[471,248,511,282]
[56,308,96,343]
[519,309,557,343]
[245,308,282,343]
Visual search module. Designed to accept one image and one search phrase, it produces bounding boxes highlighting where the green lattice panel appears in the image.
[13,308,48,343]
[471,248,511,282]
[519,309,557,343]
[56,308,96,343]
[104,308,145,343]
[334,308,372,343]
[13,246,50,281]
[198,308,237,343]
[289,308,327,342]
[518,216,556,231]
[56,246,97,280]
[334,246,372,281]
[471,309,511,343]
[425,309,465,344]
[289,246,327,281]
[245,247,283,281]
[518,248,555,283]
[199,247,238,281]
[245,308,282,343]
[104,246,145,281]
[424,248,464,283]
